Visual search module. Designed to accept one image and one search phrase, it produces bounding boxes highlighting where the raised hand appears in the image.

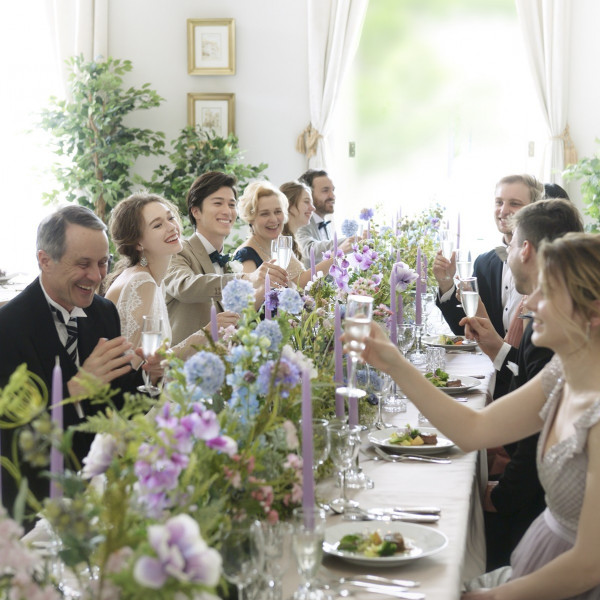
[433,249,456,294]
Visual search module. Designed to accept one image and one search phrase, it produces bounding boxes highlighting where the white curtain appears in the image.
[296,0,369,169]
[47,0,108,93]
[515,0,576,184]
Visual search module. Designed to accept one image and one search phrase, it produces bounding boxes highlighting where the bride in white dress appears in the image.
[104,193,222,362]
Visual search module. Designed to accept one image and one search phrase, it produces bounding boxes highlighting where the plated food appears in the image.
[324,521,448,567]
[388,424,438,446]
[423,371,481,395]
[422,335,478,349]
[368,427,454,454]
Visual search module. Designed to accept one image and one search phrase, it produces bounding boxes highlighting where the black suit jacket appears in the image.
[484,319,552,569]
[0,278,139,513]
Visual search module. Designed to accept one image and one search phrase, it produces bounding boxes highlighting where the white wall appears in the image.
[107,0,310,188]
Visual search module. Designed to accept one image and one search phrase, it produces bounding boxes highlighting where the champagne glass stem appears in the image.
[236,583,246,600]
[340,468,348,504]
[347,355,357,389]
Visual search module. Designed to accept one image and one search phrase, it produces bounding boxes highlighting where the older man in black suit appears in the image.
[0,205,140,516]
[462,198,584,569]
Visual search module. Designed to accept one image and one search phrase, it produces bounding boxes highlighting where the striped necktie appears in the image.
[50,305,79,364]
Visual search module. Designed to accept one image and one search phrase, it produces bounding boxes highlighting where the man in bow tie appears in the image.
[165,171,287,344]
[295,169,356,265]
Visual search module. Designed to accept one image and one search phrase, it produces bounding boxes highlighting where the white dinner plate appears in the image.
[367,427,455,454]
[323,520,448,567]
[422,335,478,349]
[427,375,481,395]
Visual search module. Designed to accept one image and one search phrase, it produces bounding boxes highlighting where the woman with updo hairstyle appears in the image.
[350,232,600,599]
[105,193,208,361]
[233,180,333,288]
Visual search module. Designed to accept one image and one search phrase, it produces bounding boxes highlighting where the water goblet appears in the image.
[221,526,259,600]
[251,520,294,600]
[291,507,332,600]
[459,277,480,318]
[327,422,362,512]
[337,295,373,400]
[136,315,162,396]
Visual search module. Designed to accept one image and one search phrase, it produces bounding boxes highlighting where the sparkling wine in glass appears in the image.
[338,295,373,399]
[137,315,162,396]
[439,229,455,260]
[276,235,293,270]
[455,249,473,281]
[459,277,480,318]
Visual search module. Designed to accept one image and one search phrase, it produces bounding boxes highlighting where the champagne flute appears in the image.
[327,422,361,513]
[291,507,331,600]
[455,248,473,281]
[459,277,480,317]
[338,295,373,399]
[136,315,162,396]
[439,229,455,260]
[276,235,293,270]
[221,526,258,600]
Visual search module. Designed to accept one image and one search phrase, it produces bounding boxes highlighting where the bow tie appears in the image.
[318,220,331,230]
[209,250,230,268]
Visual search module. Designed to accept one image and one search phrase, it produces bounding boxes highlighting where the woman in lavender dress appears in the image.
[349,232,600,599]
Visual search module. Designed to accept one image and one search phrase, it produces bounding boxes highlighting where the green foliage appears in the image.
[38,55,166,223]
[563,141,600,232]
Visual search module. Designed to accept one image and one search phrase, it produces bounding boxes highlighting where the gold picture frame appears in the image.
[187,18,235,75]
[187,93,235,137]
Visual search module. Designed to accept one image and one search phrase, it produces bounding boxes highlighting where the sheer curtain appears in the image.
[515,0,576,184]
[296,0,368,169]
[48,0,108,91]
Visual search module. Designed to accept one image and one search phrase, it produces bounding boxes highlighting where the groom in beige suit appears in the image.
[165,171,288,344]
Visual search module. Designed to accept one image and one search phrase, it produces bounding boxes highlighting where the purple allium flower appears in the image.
[341,219,358,237]
[221,278,255,313]
[184,351,226,397]
[393,261,418,291]
[255,319,283,350]
[81,434,117,479]
[133,514,221,589]
[277,288,304,314]
[359,208,375,221]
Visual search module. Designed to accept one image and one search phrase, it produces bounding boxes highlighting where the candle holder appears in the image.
[408,324,426,365]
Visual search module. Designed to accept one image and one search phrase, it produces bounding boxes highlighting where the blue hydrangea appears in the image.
[184,351,226,397]
[255,319,283,350]
[359,208,375,221]
[341,219,359,237]
[277,288,304,314]
[222,278,254,314]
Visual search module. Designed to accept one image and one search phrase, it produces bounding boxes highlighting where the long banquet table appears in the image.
[284,350,494,600]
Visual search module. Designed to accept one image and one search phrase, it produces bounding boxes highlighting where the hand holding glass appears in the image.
[137,315,162,396]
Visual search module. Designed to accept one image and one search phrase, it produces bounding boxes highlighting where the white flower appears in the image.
[229,261,244,274]
[81,434,117,479]
[281,344,317,378]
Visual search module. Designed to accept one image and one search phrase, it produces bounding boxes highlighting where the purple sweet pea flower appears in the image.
[134,514,221,589]
[393,261,418,291]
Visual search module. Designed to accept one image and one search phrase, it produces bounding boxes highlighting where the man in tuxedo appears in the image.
[433,174,545,399]
[462,198,584,569]
[164,171,287,345]
[0,205,140,515]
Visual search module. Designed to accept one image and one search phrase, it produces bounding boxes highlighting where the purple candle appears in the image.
[310,247,316,280]
[264,273,271,320]
[416,247,422,326]
[396,249,401,263]
[398,292,404,326]
[210,302,219,341]
[348,394,359,427]
[50,356,63,499]
[301,368,315,528]
[390,265,397,345]
[367,220,371,239]
[456,213,461,249]
[333,231,338,257]
[334,303,345,418]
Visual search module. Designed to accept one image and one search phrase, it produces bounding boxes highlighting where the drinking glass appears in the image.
[299,418,330,471]
[455,249,473,281]
[221,526,259,600]
[276,235,293,270]
[327,423,362,512]
[338,295,373,399]
[459,277,480,318]
[439,229,455,260]
[251,520,293,600]
[384,324,415,413]
[368,368,393,428]
[136,315,162,396]
[291,507,331,600]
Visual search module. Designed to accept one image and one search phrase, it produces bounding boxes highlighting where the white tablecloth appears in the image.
[284,350,494,600]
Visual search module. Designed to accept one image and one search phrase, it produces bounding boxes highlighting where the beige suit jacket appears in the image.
[164,235,237,345]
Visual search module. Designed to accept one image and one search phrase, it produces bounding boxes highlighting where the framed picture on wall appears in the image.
[187,18,235,75]
[187,93,235,137]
